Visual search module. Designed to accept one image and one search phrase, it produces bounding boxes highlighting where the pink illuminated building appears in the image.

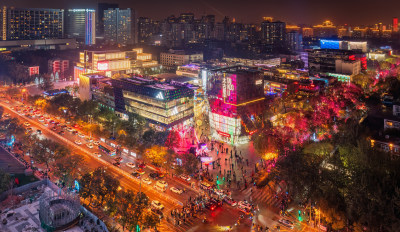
[207,66,265,144]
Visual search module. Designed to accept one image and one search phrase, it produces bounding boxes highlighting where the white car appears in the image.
[94,152,101,157]
[85,136,93,142]
[38,118,44,122]
[78,133,85,138]
[86,143,93,149]
[156,180,168,187]
[66,127,73,132]
[170,187,183,194]
[151,200,164,210]
[3,113,10,118]
[93,141,100,146]
[75,140,82,145]
[180,174,191,182]
[24,122,30,127]
[126,162,135,168]
[142,178,152,185]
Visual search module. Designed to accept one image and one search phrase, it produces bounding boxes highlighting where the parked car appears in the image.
[86,143,94,149]
[74,140,82,145]
[94,152,101,157]
[112,162,121,167]
[131,172,141,178]
[170,187,183,194]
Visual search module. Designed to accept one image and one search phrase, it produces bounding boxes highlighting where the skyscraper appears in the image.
[261,20,286,51]
[1,7,64,41]
[104,8,132,45]
[97,3,118,37]
[64,9,96,45]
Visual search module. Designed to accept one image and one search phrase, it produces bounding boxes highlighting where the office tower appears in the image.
[261,20,286,50]
[1,7,64,41]
[97,3,118,37]
[393,17,398,32]
[65,9,96,45]
[179,13,194,23]
[104,8,132,45]
[286,31,302,51]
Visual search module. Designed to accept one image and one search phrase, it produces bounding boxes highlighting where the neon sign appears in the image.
[222,76,234,98]
[156,92,164,100]
[255,79,263,85]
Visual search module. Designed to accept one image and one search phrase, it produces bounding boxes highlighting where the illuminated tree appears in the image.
[144,145,167,166]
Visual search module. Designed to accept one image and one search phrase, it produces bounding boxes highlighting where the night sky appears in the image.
[2,0,399,25]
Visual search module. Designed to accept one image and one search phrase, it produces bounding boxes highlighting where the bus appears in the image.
[98,144,116,156]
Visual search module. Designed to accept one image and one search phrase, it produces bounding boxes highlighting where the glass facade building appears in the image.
[104,8,131,45]
[112,77,195,129]
[64,9,95,45]
[1,7,64,41]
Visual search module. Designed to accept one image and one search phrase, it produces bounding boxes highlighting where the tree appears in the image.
[164,130,180,149]
[30,139,67,170]
[53,154,85,187]
[39,74,54,91]
[180,153,200,175]
[0,169,11,194]
[145,145,167,166]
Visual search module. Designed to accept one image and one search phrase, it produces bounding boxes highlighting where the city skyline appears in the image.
[2,0,400,25]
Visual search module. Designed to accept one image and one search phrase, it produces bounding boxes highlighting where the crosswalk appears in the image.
[240,187,281,208]
[157,214,201,232]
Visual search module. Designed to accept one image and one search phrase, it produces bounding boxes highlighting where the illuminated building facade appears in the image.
[74,50,131,80]
[112,77,195,130]
[260,20,286,51]
[313,20,337,38]
[393,17,398,33]
[160,50,203,67]
[207,66,265,144]
[65,9,96,45]
[320,39,368,52]
[307,49,367,73]
[97,3,118,37]
[104,8,132,45]
[0,7,64,41]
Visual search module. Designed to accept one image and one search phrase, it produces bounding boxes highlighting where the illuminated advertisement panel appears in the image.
[320,39,340,49]
[97,62,109,71]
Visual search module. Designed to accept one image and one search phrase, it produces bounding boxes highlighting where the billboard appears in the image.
[97,62,109,71]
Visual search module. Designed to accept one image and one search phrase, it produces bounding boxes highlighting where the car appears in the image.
[205,201,218,211]
[126,162,135,168]
[151,208,164,219]
[138,163,146,168]
[136,169,145,175]
[38,118,44,122]
[93,141,100,146]
[36,129,42,134]
[238,200,252,209]
[278,219,294,229]
[151,200,164,210]
[78,133,85,138]
[142,178,152,185]
[49,120,55,124]
[86,143,94,149]
[94,152,101,157]
[170,187,183,194]
[58,131,65,135]
[156,180,168,187]
[85,136,93,142]
[66,127,73,132]
[51,127,57,131]
[26,127,33,132]
[74,140,82,145]
[180,174,191,182]
[149,172,159,180]
[223,196,237,207]
[3,113,10,118]
[115,157,123,162]
[24,122,30,127]
[131,172,141,178]
[112,162,120,167]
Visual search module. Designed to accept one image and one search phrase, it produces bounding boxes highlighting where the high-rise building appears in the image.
[97,3,118,37]
[64,9,96,45]
[286,31,302,51]
[1,7,64,41]
[393,17,398,32]
[104,8,131,45]
[261,20,286,50]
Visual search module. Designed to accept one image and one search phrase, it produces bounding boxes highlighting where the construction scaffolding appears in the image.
[39,188,81,232]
